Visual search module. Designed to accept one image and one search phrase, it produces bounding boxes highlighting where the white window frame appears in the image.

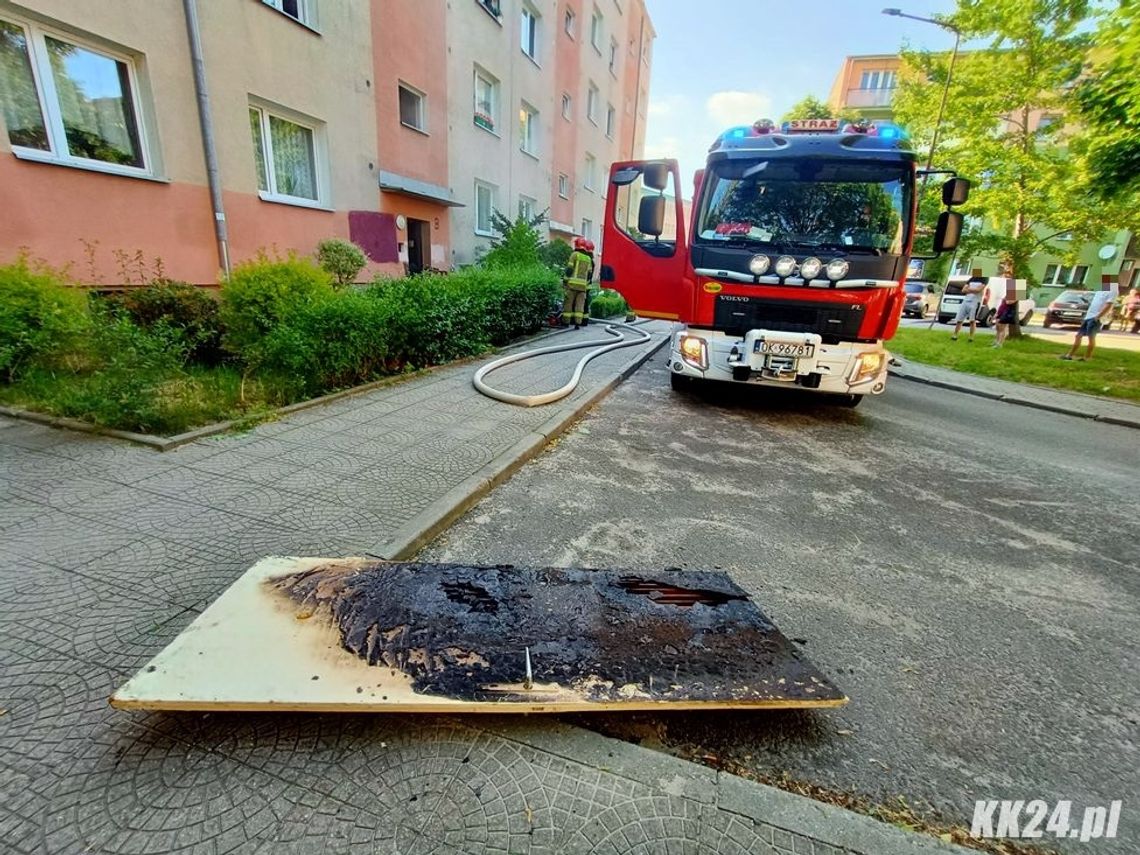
[398,82,427,133]
[262,0,318,29]
[590,6,604,52]
[0,16,155,178]
[605,104,615,138]
[473,66,500,135]
[1043,264,1089,286]
[518,194,537,221]
[561,92,573,120]
[609,37,619,75]
[474,179,497,236]
[564,8,576,37]
[584,153,597,191]
[519,101,539,156]
[587,82,599,124]
[581,217,594,241]
[521,3,539,62]
[249,100,329,208]
[558,173,569,199]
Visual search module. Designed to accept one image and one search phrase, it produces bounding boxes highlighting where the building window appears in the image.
[473,66,499,133]
[605,104,615,138]
[398,83,426,132]
[0,17,150,174]
[519,195,536,221]
[859,69,895,90]
[609,37,619,75]
[581,217,594,241]
[262,0,316,27]
[519,102,538,155]
[561,92,572,120]
[475,180,496,235]
[477,0,502,19]
[558,173,569,199]
[584,153,597,191]
[1042,264,1089,286]
[521,4,539,61]
[250,103,322,204]
[564,8,576,37]
[587,82,599,124]
[590,7,603,51]
[641,38,650,65]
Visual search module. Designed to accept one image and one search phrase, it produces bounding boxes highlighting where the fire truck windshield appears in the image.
[695,158,912,255]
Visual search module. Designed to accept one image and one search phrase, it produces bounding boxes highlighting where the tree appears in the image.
[780,95,856,123]
[892,0,1130,309]
[1075,0,1140,199]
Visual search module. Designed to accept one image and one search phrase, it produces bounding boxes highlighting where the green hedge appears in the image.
[104,280,225,365]
[0,259,89,381]
[589,289,629,319]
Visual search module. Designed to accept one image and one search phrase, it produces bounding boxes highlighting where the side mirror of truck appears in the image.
[933,211,963,253]
[642,162,670,191]
[638,195,665,237]
[942,177,970,207]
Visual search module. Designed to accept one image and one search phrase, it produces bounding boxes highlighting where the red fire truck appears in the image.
[601,118,969,405]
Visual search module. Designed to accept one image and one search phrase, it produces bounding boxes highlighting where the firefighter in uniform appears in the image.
[562,237,593,328]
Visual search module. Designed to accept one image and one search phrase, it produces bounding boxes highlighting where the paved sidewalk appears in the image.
[890,359,1140,429]
[2,323,966,853]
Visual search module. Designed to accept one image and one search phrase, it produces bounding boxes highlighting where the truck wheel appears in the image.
[837,394,863,408]
[670,373,691,393]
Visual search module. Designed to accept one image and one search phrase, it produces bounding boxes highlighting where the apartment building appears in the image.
[828,53,1137,291]
[0,0,653,284]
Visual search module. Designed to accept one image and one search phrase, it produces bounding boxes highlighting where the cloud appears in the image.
[705,90,773,127]
[647,94,688,118]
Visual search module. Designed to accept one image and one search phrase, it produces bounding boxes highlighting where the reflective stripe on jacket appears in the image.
[565,250,592,290]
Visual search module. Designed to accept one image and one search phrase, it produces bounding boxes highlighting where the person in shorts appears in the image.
[992,287,1018,347]
[1062,284,1117,361]
[951,275,987,342]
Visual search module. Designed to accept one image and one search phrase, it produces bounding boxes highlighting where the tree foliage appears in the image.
[1075,0,1140,198]
[891,0,1131,281]
[780,95,856,124]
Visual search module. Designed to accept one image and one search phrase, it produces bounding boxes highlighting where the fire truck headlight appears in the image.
[679,335,709,371]
[826,259,850,281]
[774,256,796,278]
[748,254,771,276]
[799,257,823,280]
[851,351,885,383]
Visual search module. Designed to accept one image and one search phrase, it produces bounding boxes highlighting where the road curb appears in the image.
[371,333,669,560]
[470,718,972,854]
[888,369,1140,430]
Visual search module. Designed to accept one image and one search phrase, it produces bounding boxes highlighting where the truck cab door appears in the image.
[601,160,689,320]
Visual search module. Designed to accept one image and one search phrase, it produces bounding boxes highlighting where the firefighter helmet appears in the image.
[573,237,588,251]
[584,239,596,253]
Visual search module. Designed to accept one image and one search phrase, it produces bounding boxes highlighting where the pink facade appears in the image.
[549,1,582,233]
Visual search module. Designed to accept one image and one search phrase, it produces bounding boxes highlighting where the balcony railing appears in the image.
[844,87,896,108]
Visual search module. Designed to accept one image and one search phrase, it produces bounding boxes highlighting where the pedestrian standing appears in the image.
[992,284,1018,348]
[951,274,987,342]
[1125,286,1140,335]
[1061,283,1117,360]
[562,237,593,329]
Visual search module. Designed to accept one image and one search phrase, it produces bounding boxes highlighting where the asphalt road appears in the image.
[423,355,1140,851]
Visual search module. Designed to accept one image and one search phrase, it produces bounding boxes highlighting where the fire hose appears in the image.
[473,320,652,407]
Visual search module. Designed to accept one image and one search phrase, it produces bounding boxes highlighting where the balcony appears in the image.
[844,87,896,108]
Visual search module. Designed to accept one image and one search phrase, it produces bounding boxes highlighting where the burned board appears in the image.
[111,557,846,713]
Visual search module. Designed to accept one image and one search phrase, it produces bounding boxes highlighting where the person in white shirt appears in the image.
[951,275,987,342]
[1061,284,1118,361]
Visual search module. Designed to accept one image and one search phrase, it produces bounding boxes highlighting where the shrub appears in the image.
[482,210,548,269]
[0,259,89,382]
[219,254,334,363]
[316,238,368,288]
[590,288,629,319]
[538,238,572,273]
[56,316,191,432]
[104,280,225,365]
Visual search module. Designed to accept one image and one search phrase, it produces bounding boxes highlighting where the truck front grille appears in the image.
[713,297,866,342]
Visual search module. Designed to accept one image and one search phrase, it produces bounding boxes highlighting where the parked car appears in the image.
[1042,290,1092,328]
[937,276,1035,327]
[902,281,939,318]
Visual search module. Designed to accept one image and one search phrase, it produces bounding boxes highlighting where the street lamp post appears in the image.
[882,8,962,172]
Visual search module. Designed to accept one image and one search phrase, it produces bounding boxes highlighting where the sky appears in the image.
[643,0,958,190]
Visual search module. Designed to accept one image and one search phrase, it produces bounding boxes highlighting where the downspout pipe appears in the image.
[182,0,231,278]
